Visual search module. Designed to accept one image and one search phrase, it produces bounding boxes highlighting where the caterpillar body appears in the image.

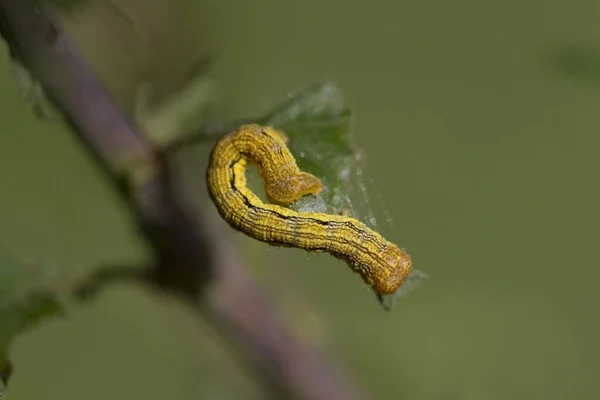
[206,124,412,296]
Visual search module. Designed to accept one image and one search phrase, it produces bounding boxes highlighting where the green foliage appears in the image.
[0,249,63,392]
[259,82,360,216]
[143,77,365,218]
[261,82,428,302]
[136,65,216,148]
[9,60,57,120]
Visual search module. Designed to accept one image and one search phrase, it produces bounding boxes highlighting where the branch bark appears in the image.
[0,2,366,399]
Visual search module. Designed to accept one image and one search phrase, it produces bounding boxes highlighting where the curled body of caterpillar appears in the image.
[206,124,412,296]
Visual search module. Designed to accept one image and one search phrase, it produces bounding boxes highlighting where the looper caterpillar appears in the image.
[206,124,412,297]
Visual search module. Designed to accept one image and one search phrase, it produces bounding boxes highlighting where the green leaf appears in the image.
[0,249,63,393]
[259,81,362,217]
[136,59,217,148]
[9,61,57,120]
[136,76,216,148]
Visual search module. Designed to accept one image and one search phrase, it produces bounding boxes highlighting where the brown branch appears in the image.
[0,2,367,399]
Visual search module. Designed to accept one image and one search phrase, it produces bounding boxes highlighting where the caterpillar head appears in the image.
[371,245,412,295]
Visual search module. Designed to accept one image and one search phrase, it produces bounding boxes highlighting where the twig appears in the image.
[0,2,366,399]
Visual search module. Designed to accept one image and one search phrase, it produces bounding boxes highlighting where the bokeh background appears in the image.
[1,0,599,399]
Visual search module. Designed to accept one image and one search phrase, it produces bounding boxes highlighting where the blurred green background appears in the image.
[1,0,599,399]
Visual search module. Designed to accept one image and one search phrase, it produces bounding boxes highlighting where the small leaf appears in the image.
[137,60,217,148]
[260,81,360,216]
[0,249,63,392]
[9,61,57,120]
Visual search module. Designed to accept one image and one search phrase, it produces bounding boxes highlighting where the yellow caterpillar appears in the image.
[206,124,412,296]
